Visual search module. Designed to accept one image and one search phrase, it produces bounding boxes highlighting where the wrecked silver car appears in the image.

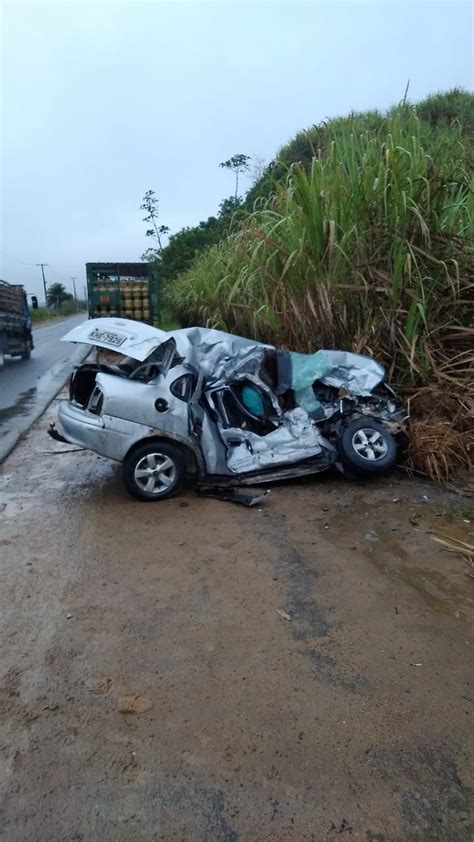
[49,318,407,501]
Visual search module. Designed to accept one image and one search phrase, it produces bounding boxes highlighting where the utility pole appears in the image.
[70,277,77,311]
[36,263,48,306]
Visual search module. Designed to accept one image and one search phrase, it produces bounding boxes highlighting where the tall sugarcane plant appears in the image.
[170,107,473,394]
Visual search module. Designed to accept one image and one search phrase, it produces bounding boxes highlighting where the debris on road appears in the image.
[430,533,474,577]
[197,486,269,506]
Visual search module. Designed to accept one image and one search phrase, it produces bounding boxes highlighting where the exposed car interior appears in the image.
[213,382,279,436]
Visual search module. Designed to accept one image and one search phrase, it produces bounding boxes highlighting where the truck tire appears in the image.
[21,341,32,361]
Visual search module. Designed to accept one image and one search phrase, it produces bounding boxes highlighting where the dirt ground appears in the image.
[0,394,473,841]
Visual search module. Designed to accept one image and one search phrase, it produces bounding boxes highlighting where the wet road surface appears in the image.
[0,314,88,461]
[0,396,472,841]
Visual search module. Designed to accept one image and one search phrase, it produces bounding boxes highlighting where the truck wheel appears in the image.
[338,418,397,475]
[122,441,185,502]
[0,351,4,370]
[21,342,32,361]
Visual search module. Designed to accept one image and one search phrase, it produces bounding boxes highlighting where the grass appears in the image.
[155,305,181,331]
[168,103,474,482]
[31,304,87,322]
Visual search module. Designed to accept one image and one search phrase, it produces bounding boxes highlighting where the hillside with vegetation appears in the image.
[162,90,474,481]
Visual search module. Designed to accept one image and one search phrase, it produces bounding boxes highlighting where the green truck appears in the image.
[86,262,156,324]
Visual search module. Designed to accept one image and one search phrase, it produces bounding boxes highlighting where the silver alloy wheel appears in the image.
[134,452,177,495]
[351,428,388,461]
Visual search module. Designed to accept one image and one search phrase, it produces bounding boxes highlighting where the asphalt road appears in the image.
[0,313,88,461]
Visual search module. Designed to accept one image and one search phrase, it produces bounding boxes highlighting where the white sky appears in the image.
[1,0,472,302]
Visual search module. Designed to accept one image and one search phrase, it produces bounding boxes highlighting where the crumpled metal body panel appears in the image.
[222,408,324,474]
[317,350,385,395]
[58,319,400,481]
[62,319,385,394]
[172,327,269,387]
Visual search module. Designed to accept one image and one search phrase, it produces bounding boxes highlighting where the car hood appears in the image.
[61,318,169,361]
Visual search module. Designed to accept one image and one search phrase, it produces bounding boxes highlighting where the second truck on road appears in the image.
[0,279,34,369]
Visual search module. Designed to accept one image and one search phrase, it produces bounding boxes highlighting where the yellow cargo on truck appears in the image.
[86,262,156,324]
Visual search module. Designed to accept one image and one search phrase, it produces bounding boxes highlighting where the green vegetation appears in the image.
[246,87,474,207]
[170,103,472,380]
[46,282,73,310]
[159,90,473,307]
[31,301,86,322]
[219,154,252,200]
[163,90,474,480]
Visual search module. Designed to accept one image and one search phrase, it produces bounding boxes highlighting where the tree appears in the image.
[46,282,72,310]
[219,153,251,200]
[140,189,170,261]
[218,195,243,217]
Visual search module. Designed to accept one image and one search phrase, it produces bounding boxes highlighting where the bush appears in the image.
[169,102,474,481]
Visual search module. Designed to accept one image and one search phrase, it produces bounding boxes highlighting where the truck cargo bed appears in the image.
[0,279,24,315]
[86,262,156,325]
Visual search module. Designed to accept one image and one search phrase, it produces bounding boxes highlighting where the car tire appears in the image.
[122,441,185,502]
[338,418,397,475]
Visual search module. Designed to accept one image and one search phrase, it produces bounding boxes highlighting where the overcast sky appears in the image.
[1,0,472,302]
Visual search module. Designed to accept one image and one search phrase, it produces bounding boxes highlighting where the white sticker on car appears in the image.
[88,328,127,347]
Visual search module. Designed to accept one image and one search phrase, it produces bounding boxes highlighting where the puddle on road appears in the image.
[1,363,71,426]
[0,388,37,425]
[0,352,84,461]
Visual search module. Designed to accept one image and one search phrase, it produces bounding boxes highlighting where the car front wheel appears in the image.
[339,418,397,475]
[122,441,185,502]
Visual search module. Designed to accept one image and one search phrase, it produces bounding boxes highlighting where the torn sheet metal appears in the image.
[62,320,385,396]
[223,407,324,474]
[276,347,384,401]
[173,328,269,387]
[317,350,385,395]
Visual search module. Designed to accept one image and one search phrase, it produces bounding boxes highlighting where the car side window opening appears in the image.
[170,373,197,402]
[219,383,278,436]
